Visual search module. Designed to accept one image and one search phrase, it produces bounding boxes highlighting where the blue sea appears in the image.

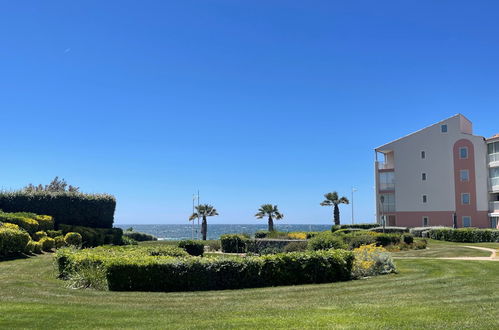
[116,224,332,240]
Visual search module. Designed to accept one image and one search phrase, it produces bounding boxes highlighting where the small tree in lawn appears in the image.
[189,204,218,241]
[320,192,349,226]
[255,204,283,232]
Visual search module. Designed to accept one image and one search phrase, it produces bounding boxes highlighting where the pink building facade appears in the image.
[375,114,499,229]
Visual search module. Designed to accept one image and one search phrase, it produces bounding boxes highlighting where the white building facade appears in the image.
[375,114,499,228]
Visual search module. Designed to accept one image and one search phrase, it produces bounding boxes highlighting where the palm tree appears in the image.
[320,192,349,226]
[189,204,219,240]
[255,204,283,232]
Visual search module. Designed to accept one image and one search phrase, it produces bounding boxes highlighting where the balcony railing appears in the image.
[490,177,499,191]
[490,201,499,212]
[489,153,499,165]
[378,162,394,170]
[379,183,395,191]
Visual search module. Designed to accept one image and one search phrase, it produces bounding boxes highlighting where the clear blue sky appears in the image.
[1,1,498,225]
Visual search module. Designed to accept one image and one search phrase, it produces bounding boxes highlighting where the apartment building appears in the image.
[375,114,499,229]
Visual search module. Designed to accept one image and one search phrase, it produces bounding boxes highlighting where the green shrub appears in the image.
[54,236,66,249]
[123,231,157,242]
[178,240,204,256]
[352,244,396,278]
[332,224,378,232]
[370,226,409,234]
[39,237,55,252]
[308,232,347,251]
[12,212,54,231]
[121,236,138,245]
[56,247,354,292]
[283,241,308,252]
[246,239,293,254]
[64,232,83,247]
[410,226,448,237]
[0,227,31,256]
[60,224,123,247]
[0,191,116,228]
[205,240,221,252]
[413,239,428,249]
[0,211,39,234]
[47,230,63,238]
[402,233,414,245]
[221,234,249,253]
[254,230,270,238]
[344,234,377,249]
[428,228,499,243]
[374,233,401,247]
[31,241,43,254]
[33,231,48,241]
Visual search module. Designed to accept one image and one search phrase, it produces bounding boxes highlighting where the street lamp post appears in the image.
[351,187,357,225]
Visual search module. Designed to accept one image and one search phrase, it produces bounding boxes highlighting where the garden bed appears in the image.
[55,245,355,292]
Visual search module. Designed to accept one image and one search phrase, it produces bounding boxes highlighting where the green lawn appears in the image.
[1,244,498,329]
[392,240,495,258]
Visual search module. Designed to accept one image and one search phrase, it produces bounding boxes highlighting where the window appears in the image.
[379,193,395,212]
[463,216,471,227]
[422,217,429,226]
[422,195,427,203]
[422,173,427,181]
[421,151,426,159]
[488,142,499,155]
[461,193,470,205]
[459,147,468,159]
[379,172,395,190]
[460,169,469,182]
[441,124,447,133]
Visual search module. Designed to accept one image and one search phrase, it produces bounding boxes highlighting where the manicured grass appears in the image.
[0,250,498,329]
[393,244,491,258]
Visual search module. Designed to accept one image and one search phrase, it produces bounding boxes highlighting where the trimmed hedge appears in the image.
[0,227,30,257]
[11,212,54,231]
[308,232,347,251]
[246,239,301,254]
[331,223,378,232]
[64,232,83,247]
[428,228,499,243]
[60,224,123,247]
[39,237,55,251]
[0,212,39,234]
[123,231,157,242]
[374,233,402,246]
[178,240,204,256]
[221,234,249,253]
[0,191,116,228]
[56,247,354,292]
[370,226,409,234]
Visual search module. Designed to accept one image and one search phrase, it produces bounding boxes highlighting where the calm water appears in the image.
[116,224,332,240]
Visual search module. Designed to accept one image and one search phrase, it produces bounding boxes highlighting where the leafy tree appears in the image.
[255,204,283,232]
[189,204,218,240]
[320,192,349,225]
[23,176,80,193]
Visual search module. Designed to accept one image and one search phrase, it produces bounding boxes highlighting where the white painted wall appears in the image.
[376,114,489,213]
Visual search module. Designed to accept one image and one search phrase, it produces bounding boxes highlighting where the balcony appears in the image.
[489,201,499,212]
[488,153,499,167]
[377,162,394,170]
[490,177,499,192]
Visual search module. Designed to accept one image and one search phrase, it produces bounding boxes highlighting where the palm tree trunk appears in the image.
[334,204,340,226]
[201,216,207,241]
[268,215,274,232]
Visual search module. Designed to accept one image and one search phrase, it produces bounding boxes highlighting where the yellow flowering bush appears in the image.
[352,244,396,278]
[288,232,307,240]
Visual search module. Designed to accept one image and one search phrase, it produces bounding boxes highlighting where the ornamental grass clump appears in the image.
[352,244,396,279]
